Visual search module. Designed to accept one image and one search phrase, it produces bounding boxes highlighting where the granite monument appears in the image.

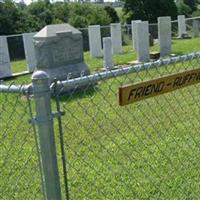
[33,24,90,81]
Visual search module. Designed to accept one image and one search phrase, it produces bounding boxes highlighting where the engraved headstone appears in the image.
[23,33,37,72]
[0,36,11,78]
[192,20,199,38]
[111,23,123,54]
[131,20,141,50]
[88,25,102,58]
[158,16,171,56]
[178,15,187,38]
[135,21,150,62]
[103,37,113,70]
[34,24,90,81]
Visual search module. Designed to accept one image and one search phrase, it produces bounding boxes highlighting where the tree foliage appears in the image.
[123,0,178,23]
[176,1,192,17]
[104,6,119,23]
[0,1,111,35]
[184,0,198,11]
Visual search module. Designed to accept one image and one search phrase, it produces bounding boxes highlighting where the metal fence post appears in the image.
[32,71,62,200]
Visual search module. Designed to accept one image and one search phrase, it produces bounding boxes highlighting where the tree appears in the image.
[68,3,111,27]
[0,0,20,35]
[176,0,192,16]
[183,0,197,11]
[123,0,177,24]
[52,2,69,23]
[104,6,119,23]
[28,0,53,29]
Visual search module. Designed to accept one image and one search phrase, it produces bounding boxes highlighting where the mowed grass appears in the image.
[1,37,200,199]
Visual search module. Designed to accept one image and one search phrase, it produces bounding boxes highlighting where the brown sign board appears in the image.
[119,68,200,106]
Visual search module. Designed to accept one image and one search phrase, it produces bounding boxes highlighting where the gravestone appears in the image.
[158,16,171,56]
[103,37,113,70]
[135,21,150,62]
[178,15,187,38]
[192,20,199,38]
[88,25,102,58]
[0,36,12,78]
[33,24,90,81]
[111,23,123,54]
[23,32,37,72]
[131,20,141,50]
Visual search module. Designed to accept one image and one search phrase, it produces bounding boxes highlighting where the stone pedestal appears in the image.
[135,21,150,62]
[131,20,141,50]
[103,37,113,70]
[0,36,11,79]
[88,25,102,58]
[34,24,90,82]
[23,32,37,72]
[158,16,171,56]
[111,23,123,54]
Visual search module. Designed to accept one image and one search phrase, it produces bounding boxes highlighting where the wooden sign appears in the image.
[119,68,200,106]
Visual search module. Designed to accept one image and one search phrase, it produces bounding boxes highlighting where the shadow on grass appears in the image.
[52,83,100,103]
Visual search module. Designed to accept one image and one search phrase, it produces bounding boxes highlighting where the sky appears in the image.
[14,0,116,5]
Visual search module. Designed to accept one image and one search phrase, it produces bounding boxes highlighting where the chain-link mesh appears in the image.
[55,55,200,199]
[0,86,44,199]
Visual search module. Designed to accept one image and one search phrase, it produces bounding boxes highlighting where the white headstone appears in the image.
[110,23,123,54]
[0,36,11,78]
[158,16,171,57]
[192,20,199,38]
[88,25,102,58]
[131,20,141,50]
[103,37,113,70]
[23,33,37,72]
[135,21,150,62]
[178,15,187,38]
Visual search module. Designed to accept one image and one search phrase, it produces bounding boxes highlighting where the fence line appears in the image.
[2,51,200,94]
[1,51,200,199]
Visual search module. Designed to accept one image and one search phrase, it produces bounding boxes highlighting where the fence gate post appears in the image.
[32,71,62,200]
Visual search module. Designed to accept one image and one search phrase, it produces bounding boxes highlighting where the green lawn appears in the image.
[8,37,200,85]
[1,37,200,199]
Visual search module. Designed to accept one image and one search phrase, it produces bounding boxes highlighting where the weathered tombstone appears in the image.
[178,15,187,38]
[0,36,12,78]
[103,37,113,70]
[33,24,90,81]
[135,21,150,62]
[88,25,102,58]
[158,16,171,56]
[23,32,37,72]
[110,23,123,54]
[192,20,199,37]
[131,20,141,50]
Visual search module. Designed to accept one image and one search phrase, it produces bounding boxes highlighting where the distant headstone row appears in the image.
[0,33,36,79]
[0,15,200,79]
[88,23,123,58]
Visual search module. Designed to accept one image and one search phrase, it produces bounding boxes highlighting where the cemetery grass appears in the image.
[10,37,200,84]
[1,37,200,199]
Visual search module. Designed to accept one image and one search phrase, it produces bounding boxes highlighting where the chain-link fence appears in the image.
[0,87,44,199]
[53,52,200,199]
[1,52,200,199]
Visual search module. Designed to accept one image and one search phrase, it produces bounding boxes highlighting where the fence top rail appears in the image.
[0,52,200,95]
[0,84,32,95]
[56,52,200,91]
